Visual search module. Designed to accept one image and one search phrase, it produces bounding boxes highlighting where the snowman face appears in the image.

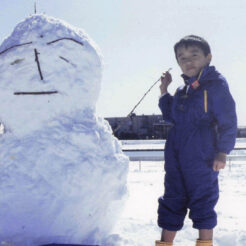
[6,37,84,95]
[0,14,102,136]
[1,27,100,95]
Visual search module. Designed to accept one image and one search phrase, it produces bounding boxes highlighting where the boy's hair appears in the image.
[174,35,211,59]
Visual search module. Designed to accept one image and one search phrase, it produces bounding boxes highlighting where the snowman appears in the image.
[0,14,128,246]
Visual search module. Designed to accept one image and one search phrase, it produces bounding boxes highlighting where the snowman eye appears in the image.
[0,42,32,56]
[10,58,25,65]
[47,38,83,47]
[59,56,77,68]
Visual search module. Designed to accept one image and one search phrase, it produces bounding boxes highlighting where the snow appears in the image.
[0,14,128,245]
[109,160,246,246]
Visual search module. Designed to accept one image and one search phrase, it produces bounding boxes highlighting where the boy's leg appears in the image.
[156,229,176,246]
[157,226,213,245]
[180,158,217,246]
[161,229,177,242]
[157,163,187,245]
[158,165,188,232]
[157,130,187,242]
[182,158,219,230]
[195,229,213,246]
[199,229,213,240]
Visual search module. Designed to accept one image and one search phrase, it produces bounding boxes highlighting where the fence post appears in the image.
[139,160,141,171]
[228,158,232,172]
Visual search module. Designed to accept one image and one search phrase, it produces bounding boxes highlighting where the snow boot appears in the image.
[196,239,213,246]
[155,240,173,246]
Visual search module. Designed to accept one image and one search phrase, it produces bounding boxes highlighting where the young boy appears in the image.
[156,35,237,246]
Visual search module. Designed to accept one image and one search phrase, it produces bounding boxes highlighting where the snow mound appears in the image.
[0,14,128,246]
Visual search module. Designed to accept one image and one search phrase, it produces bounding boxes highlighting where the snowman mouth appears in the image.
[14,91,58,95]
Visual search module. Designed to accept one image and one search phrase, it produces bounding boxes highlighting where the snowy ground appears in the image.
[108,161,246,246]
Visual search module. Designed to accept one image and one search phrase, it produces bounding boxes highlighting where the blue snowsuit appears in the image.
[158,65,237,230]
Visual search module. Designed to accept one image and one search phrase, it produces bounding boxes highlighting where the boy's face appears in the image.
[176,45,212,78]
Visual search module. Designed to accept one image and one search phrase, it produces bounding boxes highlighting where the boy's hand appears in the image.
[160,71,172,95]
[213,152,227,171]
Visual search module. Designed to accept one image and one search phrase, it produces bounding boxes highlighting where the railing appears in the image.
[121,139,246,163]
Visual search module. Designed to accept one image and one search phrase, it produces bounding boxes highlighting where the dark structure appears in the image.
[105,115,246,140]
[237,126,246,138]
[105,114,172,140]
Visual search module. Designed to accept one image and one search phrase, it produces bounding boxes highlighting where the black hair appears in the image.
[174,35,211,60]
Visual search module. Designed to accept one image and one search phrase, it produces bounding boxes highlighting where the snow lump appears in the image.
[0,14,129,246]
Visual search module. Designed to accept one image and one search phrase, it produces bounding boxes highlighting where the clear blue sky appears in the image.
[1,0,246,125]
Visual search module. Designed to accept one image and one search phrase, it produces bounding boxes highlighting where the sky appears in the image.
[1,0,246,125]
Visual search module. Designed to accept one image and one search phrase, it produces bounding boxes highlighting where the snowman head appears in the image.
[0,14,102,136]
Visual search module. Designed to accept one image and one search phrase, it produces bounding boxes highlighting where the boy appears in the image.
[156,35,237,246]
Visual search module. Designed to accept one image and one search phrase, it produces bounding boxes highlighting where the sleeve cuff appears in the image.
[159,92,168,99]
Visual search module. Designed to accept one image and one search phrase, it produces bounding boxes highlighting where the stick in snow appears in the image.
[59,56,77,67]
[14,91,58,95]
[0,42,32,56]
[34,48,44,80]
[47,38,84,47]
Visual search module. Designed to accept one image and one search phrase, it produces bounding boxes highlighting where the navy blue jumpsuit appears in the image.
[157,66,237,231]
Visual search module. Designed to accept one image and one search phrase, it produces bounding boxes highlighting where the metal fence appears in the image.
[122,139,246,163]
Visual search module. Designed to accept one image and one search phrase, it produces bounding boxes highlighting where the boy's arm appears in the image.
[211,79,237,170]
[159,71,174,123]
[159,94,174,123]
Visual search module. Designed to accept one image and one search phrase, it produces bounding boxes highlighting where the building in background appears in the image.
[105,114,172,139]
[106,115,246,140]
[238,126,246,138]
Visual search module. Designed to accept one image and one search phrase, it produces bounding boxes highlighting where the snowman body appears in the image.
[0,14,128,245]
